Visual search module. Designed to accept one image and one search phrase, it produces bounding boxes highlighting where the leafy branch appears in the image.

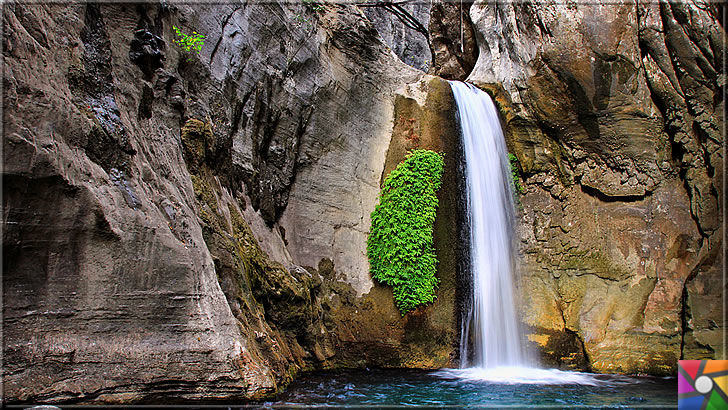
[172,26,205,60]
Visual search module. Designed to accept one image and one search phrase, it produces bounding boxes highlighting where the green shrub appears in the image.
[367,149,445,315]
[172,26,205,58]
[508,152,523,194]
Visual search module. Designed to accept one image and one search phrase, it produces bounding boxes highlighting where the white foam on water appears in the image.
[434,367,608,386]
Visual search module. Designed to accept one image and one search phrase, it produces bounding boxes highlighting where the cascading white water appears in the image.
[449,81,525,369]
[435,82,612,385]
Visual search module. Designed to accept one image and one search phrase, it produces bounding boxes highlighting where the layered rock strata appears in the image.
[3,1,461,403]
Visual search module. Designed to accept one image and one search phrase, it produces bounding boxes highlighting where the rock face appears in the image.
[467,1,724,374]
[428,0,479,80]
[2,0,723,404]
[4,3,258,402]
[3,1,463,404]
[362,0,479,80]
[363,2,433,72]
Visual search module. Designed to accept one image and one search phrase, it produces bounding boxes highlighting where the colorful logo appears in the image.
[678,360,728,409]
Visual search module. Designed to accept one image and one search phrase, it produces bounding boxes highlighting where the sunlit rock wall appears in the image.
[467,0,724,374]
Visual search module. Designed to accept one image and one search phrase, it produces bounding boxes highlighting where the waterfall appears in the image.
[449,81,526,369]
[434,82,602,385]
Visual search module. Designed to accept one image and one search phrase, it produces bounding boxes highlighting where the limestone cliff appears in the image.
[3,1,460,403]
[466,0,724,374]
[363,1,432,72]
[2,0,724,404]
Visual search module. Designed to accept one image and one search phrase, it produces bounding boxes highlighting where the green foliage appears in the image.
[172,26,205,58]
[303,0,325,12]
[293,0,323,31]
[367,149,445,315]
[508,153,524,194]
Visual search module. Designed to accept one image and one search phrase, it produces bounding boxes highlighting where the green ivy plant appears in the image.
[367,149,445,315]
[172,26,205,59]
[508,153,524,194]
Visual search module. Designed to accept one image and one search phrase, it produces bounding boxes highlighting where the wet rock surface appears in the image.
[467,0,724,374]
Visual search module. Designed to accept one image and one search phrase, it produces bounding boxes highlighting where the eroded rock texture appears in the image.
[429,0,479,80]
[363,1,433,72]
[467,0,724,374]
[3,1,461,404]
[2,0,723,404]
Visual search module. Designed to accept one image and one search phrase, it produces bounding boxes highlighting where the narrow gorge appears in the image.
[2,0,724,405]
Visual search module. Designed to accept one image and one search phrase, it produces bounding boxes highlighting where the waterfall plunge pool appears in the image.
[263,82,676,408]
[266,368,676,407]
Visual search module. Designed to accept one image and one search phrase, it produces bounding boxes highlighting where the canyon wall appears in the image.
[467,0,724,374]
[2,0,724,404]
[362,1,432,72]
[3,1,461,403]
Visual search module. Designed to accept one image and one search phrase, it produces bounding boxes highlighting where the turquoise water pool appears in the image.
[268,368,677,408]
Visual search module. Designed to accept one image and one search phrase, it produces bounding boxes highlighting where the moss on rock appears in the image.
[181,118,215,172]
